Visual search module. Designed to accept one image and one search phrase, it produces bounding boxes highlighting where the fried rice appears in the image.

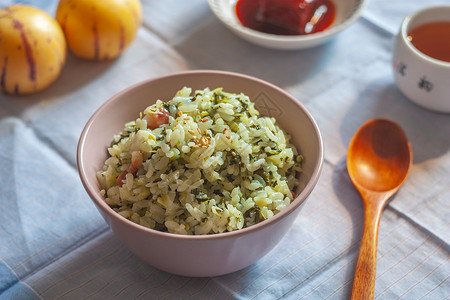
[97,87,302,235]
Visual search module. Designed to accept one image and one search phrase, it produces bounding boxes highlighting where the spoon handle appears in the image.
[351,195,387,300]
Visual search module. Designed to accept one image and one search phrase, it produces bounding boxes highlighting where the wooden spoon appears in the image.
[347,119,413,300]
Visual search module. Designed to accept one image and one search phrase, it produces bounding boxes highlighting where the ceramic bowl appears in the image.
[392,5,450,113]
[77,70,323,277]
[208,0,365,50]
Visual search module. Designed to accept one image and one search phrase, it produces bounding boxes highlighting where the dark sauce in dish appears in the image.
[408,21,450,63]
[235,0,336,36]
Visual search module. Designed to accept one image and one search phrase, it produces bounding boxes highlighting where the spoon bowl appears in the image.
[348,119,412,193]
[347,119,412,299]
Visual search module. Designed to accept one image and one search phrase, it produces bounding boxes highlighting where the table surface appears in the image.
[1,0,449,299]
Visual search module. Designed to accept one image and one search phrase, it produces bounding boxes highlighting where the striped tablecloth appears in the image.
[1,0,449,299]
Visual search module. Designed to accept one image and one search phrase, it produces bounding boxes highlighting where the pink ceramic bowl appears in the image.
[77,70,323,277]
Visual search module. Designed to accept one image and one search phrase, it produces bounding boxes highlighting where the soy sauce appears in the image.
[235,0,336,36]
[408,21,450,63]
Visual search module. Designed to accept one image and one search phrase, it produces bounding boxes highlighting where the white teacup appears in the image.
[393,5,450,113]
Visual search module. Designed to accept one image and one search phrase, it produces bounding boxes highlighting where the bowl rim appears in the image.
[77,70,324,241]
[207,0,366,43]
[400,5,450,67]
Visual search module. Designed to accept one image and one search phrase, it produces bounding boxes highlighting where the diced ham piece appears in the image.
[117,150,143,187]
[144,107,170,130]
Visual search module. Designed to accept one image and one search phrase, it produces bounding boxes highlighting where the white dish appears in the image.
[208,0,366,50]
